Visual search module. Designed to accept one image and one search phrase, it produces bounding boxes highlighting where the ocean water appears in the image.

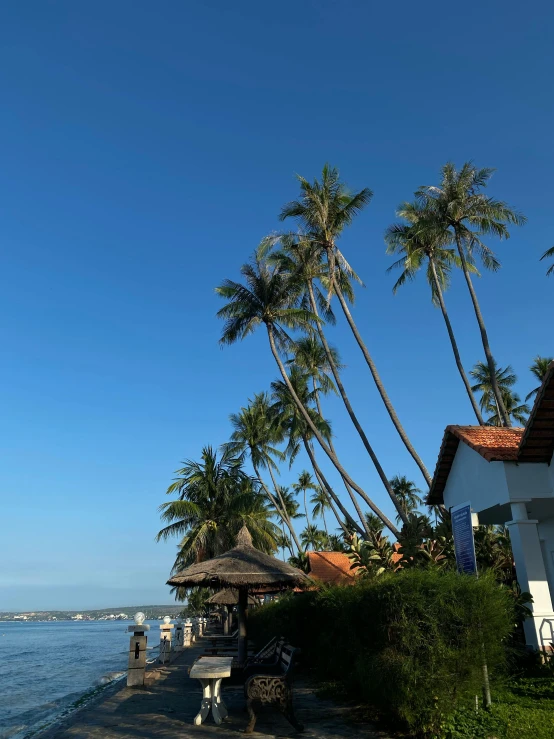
[0,620,160,738]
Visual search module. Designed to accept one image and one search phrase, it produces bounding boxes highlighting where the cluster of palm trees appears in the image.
[158,161,552,571]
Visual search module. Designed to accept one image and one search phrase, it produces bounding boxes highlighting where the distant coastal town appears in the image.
[0,605,184,623]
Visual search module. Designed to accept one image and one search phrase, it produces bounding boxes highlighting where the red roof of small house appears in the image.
[307,551,357,584]
[428,362,554,505]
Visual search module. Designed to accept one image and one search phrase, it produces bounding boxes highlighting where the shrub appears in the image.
[249,569,514,737]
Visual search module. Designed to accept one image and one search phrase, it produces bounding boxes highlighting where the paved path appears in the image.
[38,642,391,739]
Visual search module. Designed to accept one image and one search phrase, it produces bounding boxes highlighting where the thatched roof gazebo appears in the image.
[205,589,258,634]
[167,526,308,663]
[205,589,258,606]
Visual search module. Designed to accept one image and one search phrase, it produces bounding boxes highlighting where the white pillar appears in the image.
[184,618,192,647]
[174,621,184,652]
[127,616,150,687]
[507,501,554,649]
[159,617,175,664]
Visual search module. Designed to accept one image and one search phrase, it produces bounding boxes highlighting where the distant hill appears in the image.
[0,605,184,622]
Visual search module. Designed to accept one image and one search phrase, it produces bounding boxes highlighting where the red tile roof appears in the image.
[448,426,523,461]
[429,362,554,505]
[307,551,357,584]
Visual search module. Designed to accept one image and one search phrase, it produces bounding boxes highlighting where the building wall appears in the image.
[443,443,509,513]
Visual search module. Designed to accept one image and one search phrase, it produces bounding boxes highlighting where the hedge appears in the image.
[248,569,515,736]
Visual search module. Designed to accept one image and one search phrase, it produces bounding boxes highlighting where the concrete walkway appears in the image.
[37,642,391,739]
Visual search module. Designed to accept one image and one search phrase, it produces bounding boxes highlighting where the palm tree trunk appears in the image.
[307,281,410,523]
[267,465,303,553]
[330,273,432,485]
[303,489,310,527]
[322,507,329,537]
[267,323,400,536]
[454,232,511,427]
[303,437,365,537]
[429,258,484,425]
[254,463,302,553]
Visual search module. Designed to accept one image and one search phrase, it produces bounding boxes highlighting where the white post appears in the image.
[184,618,192,647]
[127,613,150,687]
[507,501,554,649]
[174,621,184,652]
[159,616,175,664]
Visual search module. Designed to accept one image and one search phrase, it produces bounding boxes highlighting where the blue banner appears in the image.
[451,502,477,575]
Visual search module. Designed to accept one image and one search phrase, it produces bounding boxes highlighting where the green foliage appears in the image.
[157,446,278,572]
[442,678,554,738]
[540,245,554,277]
[248,570,514,737]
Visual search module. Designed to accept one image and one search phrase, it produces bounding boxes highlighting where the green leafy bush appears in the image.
[249,569,514,737]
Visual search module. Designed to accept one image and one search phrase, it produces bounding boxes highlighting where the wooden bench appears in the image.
[244,643,303,733]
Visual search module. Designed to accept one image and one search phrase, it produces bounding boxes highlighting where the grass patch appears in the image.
[444,677,554,739]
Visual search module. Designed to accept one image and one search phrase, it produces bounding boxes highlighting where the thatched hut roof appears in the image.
[206,589,258,606]
[167,526,309,589]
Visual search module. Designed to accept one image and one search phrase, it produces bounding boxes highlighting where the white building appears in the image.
[428,361,554,650]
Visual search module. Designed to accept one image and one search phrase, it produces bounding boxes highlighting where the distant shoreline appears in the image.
[0,605,183,623]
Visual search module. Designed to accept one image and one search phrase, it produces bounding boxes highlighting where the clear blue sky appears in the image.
[1,1,553,611]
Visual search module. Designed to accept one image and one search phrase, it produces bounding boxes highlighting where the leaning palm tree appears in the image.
[292,471,318,527]
[288,335,341,414]
[526,356,554,402]
[389,475,423,524]
[540,246,554,276]
[270,366,369,538]
[272,235,410,523]
[416,163,526,427]
[223,393,303,552]
[216,247,400,535]
[157,446,278,570]
[279,166,432,485]
[386,202,484,425]
[311,485,331,537]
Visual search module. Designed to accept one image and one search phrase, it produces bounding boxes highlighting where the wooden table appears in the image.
[189,656,233,725]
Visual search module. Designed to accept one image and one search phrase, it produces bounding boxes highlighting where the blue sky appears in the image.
[1,1,553,611]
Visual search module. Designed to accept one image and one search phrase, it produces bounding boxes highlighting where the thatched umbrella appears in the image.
[206,589,258,634]
[167,526,308,663]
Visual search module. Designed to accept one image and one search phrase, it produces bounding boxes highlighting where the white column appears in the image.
[127,617,150,687]
[159,617,175,664]
[174,621,184,652]
[184,618,192,647]
[507,501,554,649]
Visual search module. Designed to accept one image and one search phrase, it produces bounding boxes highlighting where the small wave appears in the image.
[96,671,125,685]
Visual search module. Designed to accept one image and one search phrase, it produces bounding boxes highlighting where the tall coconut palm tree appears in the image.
[416,163,526,427]
[157,446,278,570]
[279,165,432,485]
[389,475,423,524]
[385,202,484,425]
[525,356,554,402]
[271,235,410,523]
[216,248,400,536]
[223,393,303,552]
[270,367,369,538]
[311,485,331,536]
[540,246,554,276]
[292,470,318,527]
[288,335,340,413]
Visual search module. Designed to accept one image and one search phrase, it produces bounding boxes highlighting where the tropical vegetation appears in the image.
[157,160,551,596]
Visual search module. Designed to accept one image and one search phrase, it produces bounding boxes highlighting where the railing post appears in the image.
[159,616,175,664]
[184,618,192,647]
[127,612,150,687]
